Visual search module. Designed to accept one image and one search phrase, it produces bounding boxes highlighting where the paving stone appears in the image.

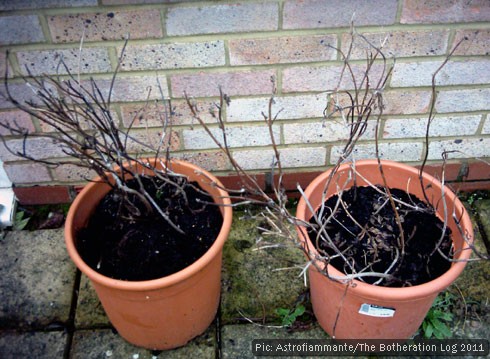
[451,205,490,302]
[70,326,216,358]
[221,212,307,323]
[221,324,330,359]
[0,330,67,359]
[75,274,110,329]
[0,229,76,329]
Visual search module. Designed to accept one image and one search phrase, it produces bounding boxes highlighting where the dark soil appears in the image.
[76,175,223,281]
[308,186,453,287]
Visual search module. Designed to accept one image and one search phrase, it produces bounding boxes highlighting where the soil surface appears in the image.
[308,186,453,287]
[76,175,223,281]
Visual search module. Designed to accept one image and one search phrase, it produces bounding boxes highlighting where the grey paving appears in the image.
[0,228,76,329]
[221,213,307,323]
[0,330,67,359]
[0,202,488,358]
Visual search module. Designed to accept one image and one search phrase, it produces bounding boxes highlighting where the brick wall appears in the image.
[0,0,489,202]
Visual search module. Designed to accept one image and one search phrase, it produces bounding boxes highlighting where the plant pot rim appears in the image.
[64,158,232,291]
[296,159,473,301]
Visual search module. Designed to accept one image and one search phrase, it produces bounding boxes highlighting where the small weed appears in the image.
[421,292,455,339]
[275,304,306,327]
[13,211,30,231]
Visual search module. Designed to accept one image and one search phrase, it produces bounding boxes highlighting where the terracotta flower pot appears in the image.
[296,159,473,339]
[64,159,232,350]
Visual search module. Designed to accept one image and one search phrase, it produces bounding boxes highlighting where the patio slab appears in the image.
[70,326,216,359]
[221,212,307,323]
[0,229,76,329]
[75,274,110,328]
[0,330,67,359]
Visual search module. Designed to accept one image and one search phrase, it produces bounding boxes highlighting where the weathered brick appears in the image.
[14,185,72,204]
[383,115,482,138]
[82,75,169,102]
[183,125,280,150]
[0,0,96,10]
[121,99,218,128]
[4,162,51,184]
[391,60,490,87]
[330,142,423,164]
[401,0,490,24]
[39,108,119,133]
[283,0,397,29]
[52,163,96,182]
[282,63,385,92]
[48,10,163,43]
[227,94,327,122]
[232,146,326,170]
[453,29,490,56]
[103,0,183,3]
[229,35,336,66]
[341,30,449,59]
[0,82,58,109]
[17,48,111,76]
[0,16,44,45]
[435,88,490,113]
[166,2,278,36]
[0,110,35,136]
[483,116,490,135]
[284,120,377,144]
[124,129,180,153]
[120,41,225,71]
[0,137,66,162]
[0,52,13,79]
[171,69,275,98]
[382,90,431,115]
[175,151,230,171]
[427,138,490,160]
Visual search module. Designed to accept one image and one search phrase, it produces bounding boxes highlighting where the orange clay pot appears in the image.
[64,159,232,350]
[296,159,473,339]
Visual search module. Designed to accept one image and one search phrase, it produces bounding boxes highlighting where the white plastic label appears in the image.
[358,303,395,317]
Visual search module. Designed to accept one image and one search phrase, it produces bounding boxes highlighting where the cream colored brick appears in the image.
[232,147,326,170]
[227,94,327,122]
[391,60,490,87]
[436,88,490,113]
[120,41,225,71]
[284,120,377,144]
[330,142,423,163]
[183,125,280,150]
[427,138,490,160]
[383,115,481,138]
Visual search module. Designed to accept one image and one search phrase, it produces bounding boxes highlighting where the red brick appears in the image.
[14,185,73,205]
[283,0,397,29]
[0,110,35,136]
[48,10,163,43]
[453,29,490,56]
[216,173,266,193]
[447,181,490,192]
[4,162,51,184]
[382,90,431,115]
[171,70,276,98]
[229,35,337,65]
[401,0,490,24]
[341,30,449,59]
